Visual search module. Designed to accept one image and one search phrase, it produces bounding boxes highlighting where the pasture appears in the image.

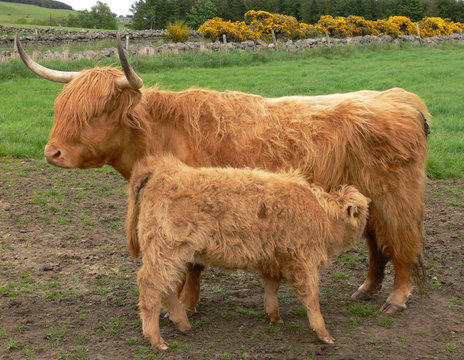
[0,1,74,27]
[1,43,464,359]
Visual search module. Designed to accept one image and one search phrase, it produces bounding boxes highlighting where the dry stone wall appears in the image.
[1,26,463,62]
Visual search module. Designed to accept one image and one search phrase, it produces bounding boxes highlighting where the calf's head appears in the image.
[338,185,370,247]
[15,33,145,177]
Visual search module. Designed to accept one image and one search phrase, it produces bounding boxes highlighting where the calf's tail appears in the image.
[125,176,150,258]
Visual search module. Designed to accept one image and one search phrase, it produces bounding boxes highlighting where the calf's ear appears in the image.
[347,204,359,218]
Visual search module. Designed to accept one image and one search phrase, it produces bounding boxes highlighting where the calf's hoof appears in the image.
[380,302,406,314]
[351,289,372,301]
[176,321,191,333]
[155,342,169,351]
[186,308,196,317]
[318,334,335,344]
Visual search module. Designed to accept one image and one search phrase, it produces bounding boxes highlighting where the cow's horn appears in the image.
[14,33,80,83]
[116,32,143,89]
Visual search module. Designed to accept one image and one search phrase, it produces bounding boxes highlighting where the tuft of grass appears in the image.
[103,317,124,335]
[57,348,90,360]
[126,338,139,345]
[331,272,349,280]
[45,325,67,346]
[135,345,165,359]
[6,337,20,350]
[347,302,377,317]
[377,317,394,328]
[444,343,458,352]
[349,316,361,328]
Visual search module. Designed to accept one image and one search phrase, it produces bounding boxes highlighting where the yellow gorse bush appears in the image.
[198,17,257,42]
[244,10,301,40]
[198,13,464,41]
[165,22,190,42]
[387,16,417,34]
[418,17,461,37]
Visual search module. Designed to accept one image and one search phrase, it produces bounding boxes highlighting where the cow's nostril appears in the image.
[52,150,61,159]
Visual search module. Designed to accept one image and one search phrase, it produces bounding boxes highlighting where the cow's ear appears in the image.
[347,204,359,218]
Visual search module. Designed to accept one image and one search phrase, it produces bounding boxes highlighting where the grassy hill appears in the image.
[0,1,75,26]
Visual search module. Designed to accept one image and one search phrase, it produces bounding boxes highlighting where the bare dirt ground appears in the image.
[0,158,463,360]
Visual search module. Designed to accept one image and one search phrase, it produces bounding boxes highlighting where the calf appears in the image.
[126,156,370,350]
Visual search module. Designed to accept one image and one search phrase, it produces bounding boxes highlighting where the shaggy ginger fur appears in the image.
[126,156,370,349]
[42,66,429,315]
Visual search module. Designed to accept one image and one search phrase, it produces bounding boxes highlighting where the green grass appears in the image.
[1,42,464,178]
[347,302,377,317]
[0,1,74,26]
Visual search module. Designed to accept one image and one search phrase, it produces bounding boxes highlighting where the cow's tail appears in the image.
[413,253,428,293]
[125,176,150,259]
[413,224,429,293]
[420,112,430,139]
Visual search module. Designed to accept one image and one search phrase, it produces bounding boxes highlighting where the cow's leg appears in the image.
[178,262,204,314]
[356,187,424,314]
[351,225,388,301]
[290,267,334,344]
[262,275,283,324]
[380,256,415,314]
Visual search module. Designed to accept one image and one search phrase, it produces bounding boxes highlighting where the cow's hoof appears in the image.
[155,342,169,351]
[380,302,406,314]
[351,289,372,301]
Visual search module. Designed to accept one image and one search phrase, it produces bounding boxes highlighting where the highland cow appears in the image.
[126,156,370,349]
[15,33,428,315]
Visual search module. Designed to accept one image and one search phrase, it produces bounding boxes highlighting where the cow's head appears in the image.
[15,33,145,177]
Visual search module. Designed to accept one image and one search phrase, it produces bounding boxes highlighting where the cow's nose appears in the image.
[44,145,62,163]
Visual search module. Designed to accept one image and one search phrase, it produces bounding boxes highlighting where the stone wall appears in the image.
[1,25,463,62]
[0,26,204,47]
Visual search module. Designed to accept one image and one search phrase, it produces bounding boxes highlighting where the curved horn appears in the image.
[116,32,143,89]
[14,33,80,83]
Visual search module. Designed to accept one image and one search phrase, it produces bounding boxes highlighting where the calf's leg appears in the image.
[138,270,167,350]
[290,268,334,344]
[163,291,191,332]
[262,275,283,324]
[138,251,191,350]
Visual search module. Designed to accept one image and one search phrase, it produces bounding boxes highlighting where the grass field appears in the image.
[0,1,74,26]
[1,42,463,178]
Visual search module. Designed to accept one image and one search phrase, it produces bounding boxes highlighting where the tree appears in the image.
[301,0,323,23]
[397,0,424,21]
[187,0,217,28]
[67,1,117,29]
[131,0,180,29]
[90,1,118,29]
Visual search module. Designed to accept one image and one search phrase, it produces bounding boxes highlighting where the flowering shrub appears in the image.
[315,15,353,37]
[387,16,416,35]
[346,16,378,36]
[373,19,401,37]
[198,13,464,41]
[244,10,301,40]
[198,17,257,42]
[418,17,460,37]
[165,22,190,42]
[299,22,320,38]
